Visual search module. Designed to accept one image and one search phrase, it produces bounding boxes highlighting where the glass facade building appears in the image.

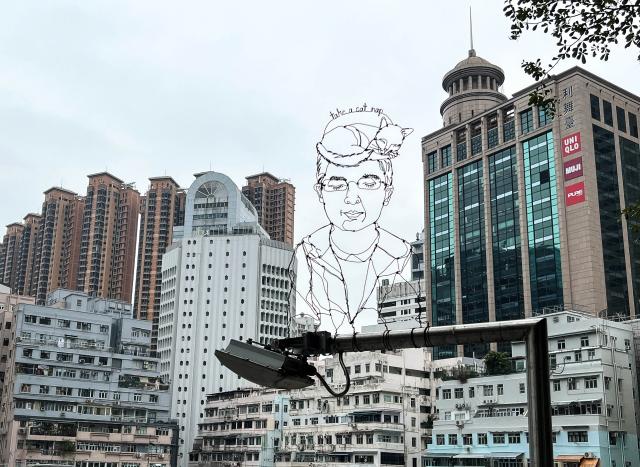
[424,63,640,359]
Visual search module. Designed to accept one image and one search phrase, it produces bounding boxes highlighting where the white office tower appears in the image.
[157,171,296,463]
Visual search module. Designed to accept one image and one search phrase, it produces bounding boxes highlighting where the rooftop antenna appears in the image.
[469,5,475,57]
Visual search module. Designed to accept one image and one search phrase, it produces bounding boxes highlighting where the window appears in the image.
[497,384,504,395]
[519,383,525,394]
[585,376,598,389]
[553,380,561,391]
[617,106,627,132]
[520,108,533,134]
[427,152,438,173]
[580,336,589,347]
[568,431,588,442]
[629,112,638,138]
[492,433,505,444]
[568,378,577,390]
[574,351,582,362]
[477,433,488,444]
[588,349,596,360]
[483,385,493,396]
[605,377,611,390]
[354,365,361,374]
[603,100,614,126]
[469,387,475,398]
[454,388,463,399]
[440,145,452,168]
[557,339,565,350]
[462,433,472,445]
[442,389,451,400]
[539,106,550,126]
[508,433,521,443]
[448,434,458,445]
[133,393,142,402]
[590,94,601,120]
[436,434,445,445]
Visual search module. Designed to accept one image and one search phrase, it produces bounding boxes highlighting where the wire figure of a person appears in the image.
[290,108,420,335]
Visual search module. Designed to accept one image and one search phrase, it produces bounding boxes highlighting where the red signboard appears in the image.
[562,132,581,157]
[563,157,583,181]
[565,181,586,206]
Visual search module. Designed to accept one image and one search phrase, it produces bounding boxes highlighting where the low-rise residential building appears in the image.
[0,289,179,467]
[426,310,640,467]
[189,388,289,467]
[0,285,35,395]
[190,348,480,467]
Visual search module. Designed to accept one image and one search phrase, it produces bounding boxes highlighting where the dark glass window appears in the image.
[620,136,640,316]
[429,173,456,359]
[489,146,524,321]
[487,114,499,149]
[520,108,534,134]
[590,94,601,121]
[603,100,613,126]
[629,112,638,138]
[458,160,489,358]
[440,145,452,168]
[456,129,467,161]
[617,106,627,133]
[593,125,629,317]
[523,131,563,311]
[427,151,437,174]
[503,107,515,142]
[471,121,482,156]
[538,106,551,127]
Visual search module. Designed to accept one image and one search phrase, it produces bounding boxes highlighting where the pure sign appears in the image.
[562,132,581,157]
[563,157,583,181]
[565,181,586,206]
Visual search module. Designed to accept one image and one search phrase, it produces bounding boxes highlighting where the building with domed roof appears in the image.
[156,171,296,463]
[422,49,640,361]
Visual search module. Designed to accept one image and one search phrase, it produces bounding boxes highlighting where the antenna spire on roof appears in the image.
[469,5,475,57]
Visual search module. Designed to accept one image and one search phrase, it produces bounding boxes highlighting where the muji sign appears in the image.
[562,132,581,157]
[565,181,586,206]
[564,157,583,181]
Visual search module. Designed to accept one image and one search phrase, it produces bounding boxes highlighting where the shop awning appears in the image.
[488,452,524,459]
[556,455,584,462]
[580,459,599,467]
[424,452,454,458]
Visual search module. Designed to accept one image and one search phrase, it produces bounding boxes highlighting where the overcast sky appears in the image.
[1,0,638,245]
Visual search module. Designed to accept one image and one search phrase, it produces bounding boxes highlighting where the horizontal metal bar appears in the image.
[328,318,544,353]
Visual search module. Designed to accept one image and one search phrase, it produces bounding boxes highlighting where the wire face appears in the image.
[287,106,425,337]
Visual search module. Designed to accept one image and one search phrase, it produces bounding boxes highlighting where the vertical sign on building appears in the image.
[562,132,581,157]
[565,181,586,206]
[563,157,583,180]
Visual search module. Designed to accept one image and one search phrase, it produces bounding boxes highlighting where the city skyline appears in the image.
[2,1,638,256]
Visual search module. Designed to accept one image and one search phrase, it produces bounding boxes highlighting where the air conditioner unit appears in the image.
[568,377,574,383]
[159,454,165,459]
[136,452,142,458]
[455,421,464,428]
[18,428,26,435]
[584,452,596,458]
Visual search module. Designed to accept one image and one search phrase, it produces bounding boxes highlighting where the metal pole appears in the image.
[306,318,552,466]
[525,318,553,467]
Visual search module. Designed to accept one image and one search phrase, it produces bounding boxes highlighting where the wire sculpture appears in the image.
[289,106,424,336]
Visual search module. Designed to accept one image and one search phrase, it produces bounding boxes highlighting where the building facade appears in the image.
[0,289,178,467]
[423,52,640,358]
[426,310,639,467]
[77,172,141,303]
[134,176,185,328]
[0,285,35,398]
[157,171,296,462]
[242,172,295,246]
[189,348,445,467]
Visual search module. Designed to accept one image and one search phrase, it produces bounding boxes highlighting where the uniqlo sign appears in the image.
[563,157,583,180]
[565,181,586,206]
[562,132,581,157]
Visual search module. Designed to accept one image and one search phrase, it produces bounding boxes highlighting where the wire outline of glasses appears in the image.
[321,178,387,192]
